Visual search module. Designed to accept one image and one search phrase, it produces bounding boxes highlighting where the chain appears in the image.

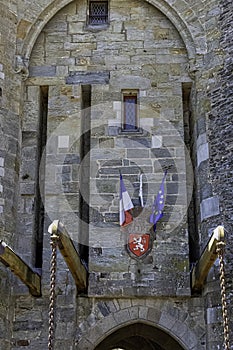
[216,241,230,350]
[48,237,58,350]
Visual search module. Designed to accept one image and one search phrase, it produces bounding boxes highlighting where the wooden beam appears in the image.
[48,220,88,292]
[191,225,225,293]
[0,241,41,297]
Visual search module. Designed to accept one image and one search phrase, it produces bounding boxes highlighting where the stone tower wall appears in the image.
[0,2,21,349]
[0,0,232,349]
[203,1,233,348]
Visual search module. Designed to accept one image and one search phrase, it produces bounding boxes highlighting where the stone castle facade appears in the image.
[0,0,232,349]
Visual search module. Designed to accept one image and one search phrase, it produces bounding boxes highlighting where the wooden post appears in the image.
[0,241,41,297]
[191,225,225,293]
[48,220,87,292]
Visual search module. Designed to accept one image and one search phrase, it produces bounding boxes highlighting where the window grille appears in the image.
[122,93,139,131]
[89,1,108,25]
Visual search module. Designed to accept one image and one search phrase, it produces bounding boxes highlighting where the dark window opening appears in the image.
[122,92,139,132]
[182,82,199,273]
[34,86,48,269]
[78,85,91,271]
[89,1,108,25]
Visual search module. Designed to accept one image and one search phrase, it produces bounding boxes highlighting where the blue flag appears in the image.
[150,171,167,232]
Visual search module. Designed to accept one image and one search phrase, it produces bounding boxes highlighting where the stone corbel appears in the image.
[187,59,198,79]
[14,55,29,80]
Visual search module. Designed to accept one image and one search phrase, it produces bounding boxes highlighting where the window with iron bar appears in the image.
[89,1,108,25]
[122,90,139,132]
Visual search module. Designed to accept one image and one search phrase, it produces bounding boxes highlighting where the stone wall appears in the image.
[0,1,22,349]
[26,0,193,297]
[75,296,206,350]
[203,1,233,347]
[0,0,232,349]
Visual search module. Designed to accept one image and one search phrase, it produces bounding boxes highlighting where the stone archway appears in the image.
[94,322,186,350]
[75,304,200,350]
[18,0,205,64]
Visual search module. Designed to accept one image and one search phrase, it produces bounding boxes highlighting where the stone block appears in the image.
[111,75,151,89]
[58,135,69,148]
[113,309,130,324]
[151,135,162,148]
[182,328,198,349]
[159,311,176,330]
[29,66,56,77]
[206,306,222,324]
[56,65,69,76]
[127,149,149,158]
[138,306,148,320]
[68,21,84,34]
[197,142,209,166]
[66,71,110,85]
[147,307,161,323]
[200,196,220,221]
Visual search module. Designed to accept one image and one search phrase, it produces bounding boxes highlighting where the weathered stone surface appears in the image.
[66,71,110,85]
[0,0,232,349]
[200,196,220,221]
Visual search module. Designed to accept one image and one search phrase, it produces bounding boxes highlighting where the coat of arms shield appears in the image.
[127,233,151,259]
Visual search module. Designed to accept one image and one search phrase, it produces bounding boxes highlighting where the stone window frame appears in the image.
[86,0,110,28]
[121,89,140,133]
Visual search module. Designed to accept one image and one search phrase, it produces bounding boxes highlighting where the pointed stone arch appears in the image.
[93,322,187,350]
[18,0,206,67]
[75,304,201,350]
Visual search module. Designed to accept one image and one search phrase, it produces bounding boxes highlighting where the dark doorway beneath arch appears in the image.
[94,323,185,350]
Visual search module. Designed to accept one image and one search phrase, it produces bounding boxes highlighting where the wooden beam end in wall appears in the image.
[0,241,41,297]
[191,226,225,293]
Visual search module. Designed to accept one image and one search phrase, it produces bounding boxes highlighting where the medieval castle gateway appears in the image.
[0,0,232,349]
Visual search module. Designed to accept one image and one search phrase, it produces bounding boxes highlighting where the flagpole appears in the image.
[139,171,144,207]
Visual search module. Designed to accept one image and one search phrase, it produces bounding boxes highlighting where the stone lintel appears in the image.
[29,65,56,77]
[66,71,110,85]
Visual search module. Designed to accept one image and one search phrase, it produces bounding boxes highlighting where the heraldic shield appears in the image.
[127,233,152,259]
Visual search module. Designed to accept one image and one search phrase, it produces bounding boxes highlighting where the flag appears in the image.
[119,174,134,226]
[139,173,144,207]
[149,171,167,232]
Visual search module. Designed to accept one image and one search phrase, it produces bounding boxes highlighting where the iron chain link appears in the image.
[46,234,231,350]
[216,241,230,350]
[48,237,57,350]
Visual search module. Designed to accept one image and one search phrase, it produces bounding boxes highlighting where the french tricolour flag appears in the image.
[119,174,134,227]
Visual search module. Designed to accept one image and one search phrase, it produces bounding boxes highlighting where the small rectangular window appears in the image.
[89,1,108,25]
[122,90,139,132]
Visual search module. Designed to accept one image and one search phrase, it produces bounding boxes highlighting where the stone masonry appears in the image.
[0,0,232,349]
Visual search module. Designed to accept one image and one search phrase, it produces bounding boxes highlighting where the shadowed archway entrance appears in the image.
[94,323,186,350]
